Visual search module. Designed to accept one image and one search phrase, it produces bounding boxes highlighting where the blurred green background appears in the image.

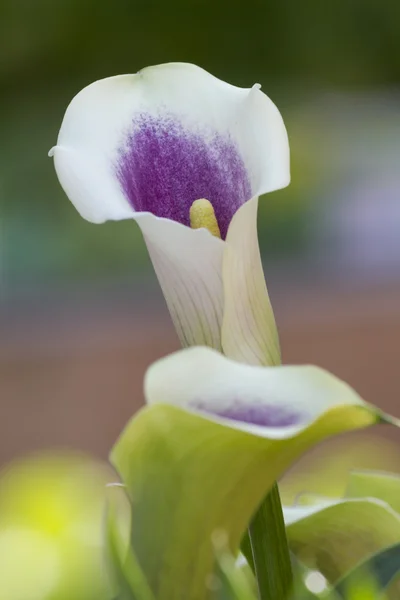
[2,0,400,291]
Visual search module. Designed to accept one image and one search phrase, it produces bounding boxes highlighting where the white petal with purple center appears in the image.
[51,63,289,232]
[144,347,372,439]
[51,63,290,351]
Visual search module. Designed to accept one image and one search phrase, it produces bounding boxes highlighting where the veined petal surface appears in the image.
[135,214,224,348]
[222,197,280,366]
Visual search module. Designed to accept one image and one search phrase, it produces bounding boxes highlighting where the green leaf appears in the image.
[240,532,255,572]
[345,470,400,513]
[248,483,293,600]
[285,496,400,597]
[334,542,400,598]
[105,485,155,600]
[111,404,380,600]
[212,530,257,600]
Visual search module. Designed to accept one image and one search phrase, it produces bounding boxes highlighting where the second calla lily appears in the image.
[110,346,395,599]
[50,62,289,364]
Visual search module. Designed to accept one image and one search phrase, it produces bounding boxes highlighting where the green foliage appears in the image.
[285,470,400,598]
[1,409,399,600]
[108,389,386,600]
[345,470,400,513]
[286,497,400,589]
[105,485,156,600]
[247,484,293,600]
[334,542,400,599]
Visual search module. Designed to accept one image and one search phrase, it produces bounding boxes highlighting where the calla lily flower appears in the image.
[111,346,393,599]
[50,63,289,364]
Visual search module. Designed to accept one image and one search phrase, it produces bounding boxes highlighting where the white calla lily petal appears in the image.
[51,63,289,234]
[51,63,290,352]
[222,197,280,365]
[144,347,376,439]
[135,214,224,348]
[50,146,134,223]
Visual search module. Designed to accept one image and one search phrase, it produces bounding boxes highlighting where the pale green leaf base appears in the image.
[111,403,379,600]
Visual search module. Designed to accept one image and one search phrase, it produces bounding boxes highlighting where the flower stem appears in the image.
[248,482,293,600]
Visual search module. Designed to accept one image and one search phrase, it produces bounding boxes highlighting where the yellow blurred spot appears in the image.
[346,576,379,600]
[0,528,60,600]
[189,199,221,238]
[0,452,113,600]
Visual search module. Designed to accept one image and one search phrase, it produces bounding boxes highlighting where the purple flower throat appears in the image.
[116,114,252,239]
[191,399,304,428]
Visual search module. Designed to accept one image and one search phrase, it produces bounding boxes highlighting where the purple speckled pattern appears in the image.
[191,400,304,427]
[116,113,252,238]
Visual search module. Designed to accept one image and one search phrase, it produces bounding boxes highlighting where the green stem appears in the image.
[248,482,293,600]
